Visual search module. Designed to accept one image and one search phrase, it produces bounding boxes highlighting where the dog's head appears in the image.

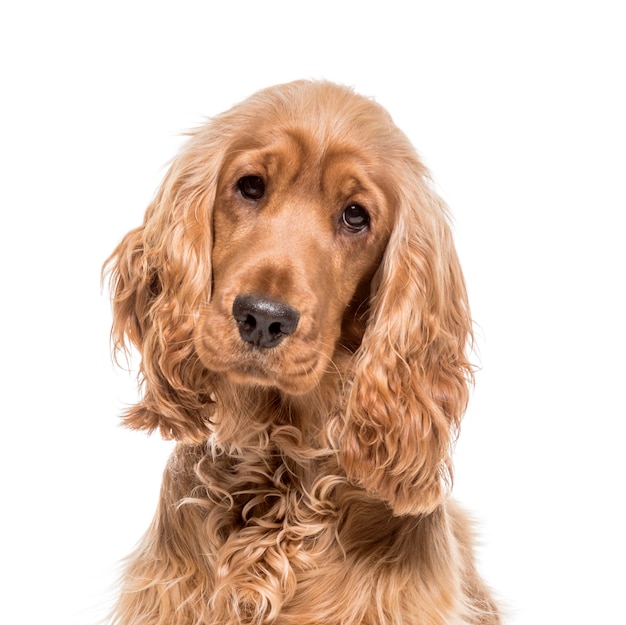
[105,81,473,515]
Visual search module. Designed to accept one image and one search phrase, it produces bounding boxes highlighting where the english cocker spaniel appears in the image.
[105,80,499,625]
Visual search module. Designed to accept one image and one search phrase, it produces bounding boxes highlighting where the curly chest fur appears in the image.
[145,440,467,625]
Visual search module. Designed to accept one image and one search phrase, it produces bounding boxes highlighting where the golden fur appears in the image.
[104,80,499,624]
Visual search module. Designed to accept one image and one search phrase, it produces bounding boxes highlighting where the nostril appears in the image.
[240,313,257,332]
[268,321,282,336]
[232,294,300,348]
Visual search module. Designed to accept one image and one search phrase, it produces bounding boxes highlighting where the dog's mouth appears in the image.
[227,360,321,395]
[193,321,327,396]
[211,349,325,396]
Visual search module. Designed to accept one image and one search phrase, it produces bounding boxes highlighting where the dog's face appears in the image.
[106,81,473,514]
[194,128,393,395]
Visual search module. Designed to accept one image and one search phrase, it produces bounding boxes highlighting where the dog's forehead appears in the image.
[211,84,412,206]
[224,84,396,151]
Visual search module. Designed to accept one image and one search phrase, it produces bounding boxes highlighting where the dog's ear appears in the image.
[103,127,225,442]
[341,161,474,515]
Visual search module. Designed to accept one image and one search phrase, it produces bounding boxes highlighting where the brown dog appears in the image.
[105,80,499,625]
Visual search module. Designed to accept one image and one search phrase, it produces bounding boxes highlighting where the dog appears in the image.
[104,80,499,625]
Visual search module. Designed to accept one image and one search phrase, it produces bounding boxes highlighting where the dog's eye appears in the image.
[237,176,266,201]
[342,204,370,232]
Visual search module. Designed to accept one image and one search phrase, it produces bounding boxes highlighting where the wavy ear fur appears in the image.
[103,125,227,442]
[341,160,474,516]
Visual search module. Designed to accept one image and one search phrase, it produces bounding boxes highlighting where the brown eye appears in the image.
[237,176,266,200]
[342,203,370,232]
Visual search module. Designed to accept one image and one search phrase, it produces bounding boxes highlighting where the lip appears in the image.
[223,353,322,395]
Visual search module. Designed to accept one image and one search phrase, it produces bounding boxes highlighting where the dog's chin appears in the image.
[222,362,323,396]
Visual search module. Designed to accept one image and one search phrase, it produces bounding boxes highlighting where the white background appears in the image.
[2,2,624,624]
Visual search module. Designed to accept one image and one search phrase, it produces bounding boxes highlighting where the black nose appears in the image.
[232,294,300,348]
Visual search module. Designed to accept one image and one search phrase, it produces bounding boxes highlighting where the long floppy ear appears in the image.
[341,163,474,516]
[102,127,225,442]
